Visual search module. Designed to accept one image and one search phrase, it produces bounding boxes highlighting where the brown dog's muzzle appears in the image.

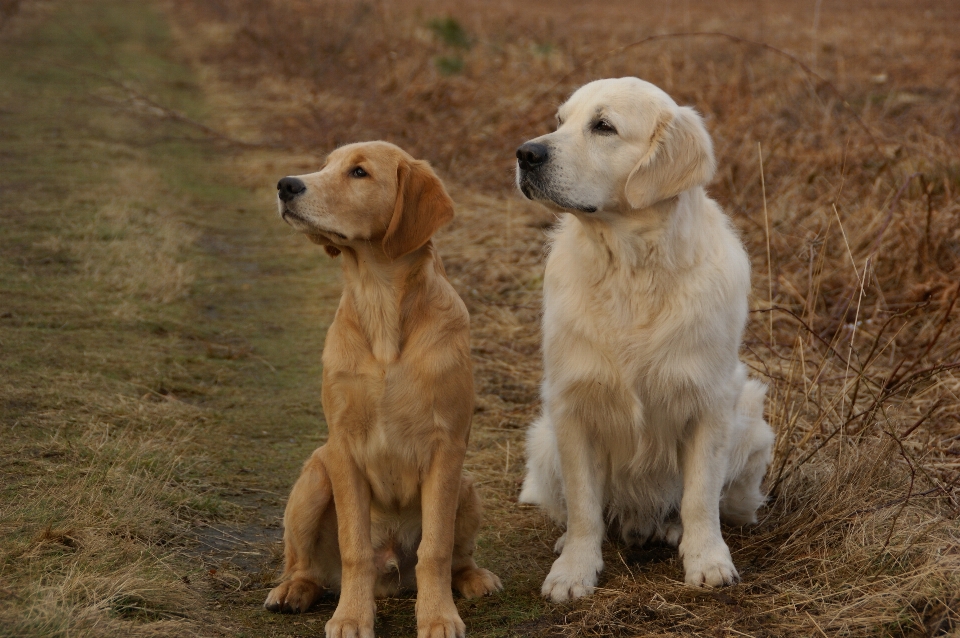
[277,176,306,202]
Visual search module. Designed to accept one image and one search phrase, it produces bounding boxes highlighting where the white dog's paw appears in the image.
[659,522,683,548]
[541,547,603,602]
[680,538,739,588]
[553,532,567,554]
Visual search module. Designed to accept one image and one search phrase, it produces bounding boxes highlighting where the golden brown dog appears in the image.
[264,141,502,638]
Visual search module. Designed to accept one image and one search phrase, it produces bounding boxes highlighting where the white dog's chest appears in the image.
[542,223,746,423]
[546,270,700,399]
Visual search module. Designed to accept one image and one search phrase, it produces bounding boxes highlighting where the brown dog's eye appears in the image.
[350,166,368,178]
[592,120,616,135]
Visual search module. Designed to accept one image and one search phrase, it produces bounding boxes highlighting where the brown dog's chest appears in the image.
[321,349,447,509]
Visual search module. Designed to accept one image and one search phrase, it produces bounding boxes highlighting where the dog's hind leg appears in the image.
[265,446,337,613]
[450,475,503,599]
[720,380,775,525]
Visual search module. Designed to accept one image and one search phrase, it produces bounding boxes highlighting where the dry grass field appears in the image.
[2,0,959,636]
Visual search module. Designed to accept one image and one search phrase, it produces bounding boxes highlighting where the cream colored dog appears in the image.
[515,78,774,602]
[265,141,501,638]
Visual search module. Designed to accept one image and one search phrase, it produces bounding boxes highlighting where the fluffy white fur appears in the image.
[516,77,775,602]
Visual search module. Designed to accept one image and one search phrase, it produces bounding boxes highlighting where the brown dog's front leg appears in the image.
[324,444,376,638]
[416,440,467,638]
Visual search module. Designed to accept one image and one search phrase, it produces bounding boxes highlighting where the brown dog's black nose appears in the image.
[516,142,548,171]
[277,176,306,202]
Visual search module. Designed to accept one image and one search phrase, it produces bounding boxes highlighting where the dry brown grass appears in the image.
[162,0,960,635]
[3,419,209,638]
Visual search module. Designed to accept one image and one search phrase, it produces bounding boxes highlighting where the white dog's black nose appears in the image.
[516,142,548,171]
[277,176,306,202]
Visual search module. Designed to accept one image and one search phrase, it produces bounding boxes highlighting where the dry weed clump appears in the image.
[167,0,960,634]
[0,397,216,637]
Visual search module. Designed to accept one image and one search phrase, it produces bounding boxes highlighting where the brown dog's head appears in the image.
[276,141,454,259]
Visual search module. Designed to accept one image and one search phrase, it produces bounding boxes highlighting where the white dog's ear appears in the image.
[624,106,716,210]
[383,159,454,259]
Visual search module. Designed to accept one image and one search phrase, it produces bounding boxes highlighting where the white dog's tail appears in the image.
[518,414,567,525]
[737,379,768,426]
[721,379,775,526]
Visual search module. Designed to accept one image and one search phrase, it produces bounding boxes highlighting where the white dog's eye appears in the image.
[592,120,617,135]
[350,166,368,178]
[556,117,564,129]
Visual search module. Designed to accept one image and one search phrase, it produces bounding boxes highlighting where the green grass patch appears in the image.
[428,16,472,49]
[435,54,465,75]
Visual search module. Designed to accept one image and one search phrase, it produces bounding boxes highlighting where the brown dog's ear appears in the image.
[305,233,341,257]
[382,159,454,260]
[624,106,716,210]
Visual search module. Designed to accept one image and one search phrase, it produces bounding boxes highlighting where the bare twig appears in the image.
[759,142,774,344]
[880,431,916,555]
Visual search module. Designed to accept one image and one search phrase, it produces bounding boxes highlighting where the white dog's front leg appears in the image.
[679,408,739,587]
[541,411,605,602]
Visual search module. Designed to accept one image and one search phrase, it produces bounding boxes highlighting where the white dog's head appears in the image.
[516,77,716,215]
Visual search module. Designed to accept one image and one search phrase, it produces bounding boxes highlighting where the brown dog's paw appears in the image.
[263,578,321,614]
[418,611,465,638]
[326,613,375,638]
[453,567,503,599]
